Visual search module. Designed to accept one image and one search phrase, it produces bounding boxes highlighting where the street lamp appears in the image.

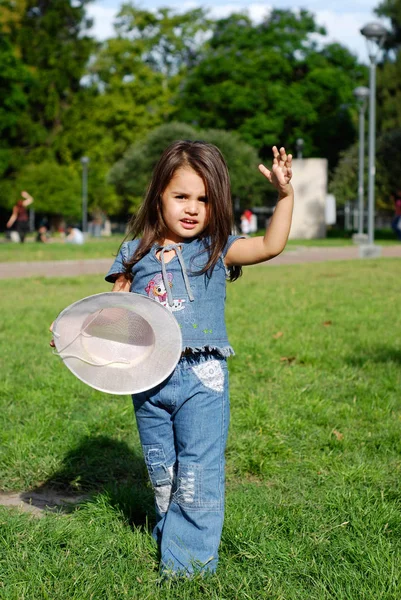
[80,156,90,234]
[296,138,304,159]
[360,21,387,256]
[353,86,370,240]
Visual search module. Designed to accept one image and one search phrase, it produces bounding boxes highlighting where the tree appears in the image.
[50,4,212,217]
[329,0,401,212]
[375,0,401,133]
[329,129,401,210]
[0,0,95,154]
[3,161,82,219]
[175,10,366,168]
[114,3,210,79]
[108,122,266,214]
[376,0,401,46]
[0,36,31,177]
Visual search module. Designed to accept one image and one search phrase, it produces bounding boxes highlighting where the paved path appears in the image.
[0,245,400,280]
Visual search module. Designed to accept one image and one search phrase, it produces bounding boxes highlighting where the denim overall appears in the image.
[106,236,241,575]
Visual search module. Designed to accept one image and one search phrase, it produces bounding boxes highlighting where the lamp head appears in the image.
[360,22,387,62]
[354,86,370,101]
[353,86,370,109]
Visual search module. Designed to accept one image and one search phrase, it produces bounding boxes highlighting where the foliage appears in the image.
[175,10,366,168]
[329,128,401,209]
[328,143,359,206]
[12,0,95,134]
[3,161,82,218]
[0,36,32,177]
[0,0,97,217]
[2,1,396,221]
[375,129,401,201]
[114,3,210,78]
[376,0,401,47]
[374,0,401,134]
[0,3,213,218]
[328,0,401,210]
[108,122,266,213]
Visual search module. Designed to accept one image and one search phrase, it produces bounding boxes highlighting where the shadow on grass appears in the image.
[21,435,155,528]
[346,345,401,367]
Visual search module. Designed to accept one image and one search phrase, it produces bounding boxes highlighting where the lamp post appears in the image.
[360,22,387,256]
[296,138,304,159]
[353,86,370,241]
[80,156,90,234]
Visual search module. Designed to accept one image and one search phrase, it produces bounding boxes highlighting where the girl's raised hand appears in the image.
[258,146,293,195]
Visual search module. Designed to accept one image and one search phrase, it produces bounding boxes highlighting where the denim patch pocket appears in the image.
[173,463,223,510]
[143,444,172,486]
[143,444,174,514]
[191,359,225,393]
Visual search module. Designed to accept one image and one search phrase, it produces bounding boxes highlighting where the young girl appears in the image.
[105,140,293,577]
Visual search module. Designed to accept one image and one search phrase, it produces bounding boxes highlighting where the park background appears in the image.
[1,1,401,599]
[1,0,401,233]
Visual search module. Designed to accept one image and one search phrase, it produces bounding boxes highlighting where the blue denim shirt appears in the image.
[105,236,241,356]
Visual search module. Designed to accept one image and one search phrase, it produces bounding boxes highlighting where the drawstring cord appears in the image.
[158,243,194,307]
[52,309,131,367]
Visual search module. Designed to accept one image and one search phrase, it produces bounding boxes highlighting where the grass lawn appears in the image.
[1,259,400,598]
[0,232,399,263]
[0,235,125,262]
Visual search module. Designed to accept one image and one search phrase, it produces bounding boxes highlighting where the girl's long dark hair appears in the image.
[123,139,242,282]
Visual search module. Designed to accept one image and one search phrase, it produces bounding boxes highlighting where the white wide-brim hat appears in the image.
[52,292,182,395]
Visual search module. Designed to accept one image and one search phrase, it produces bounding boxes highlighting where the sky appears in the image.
[86,0,390,63]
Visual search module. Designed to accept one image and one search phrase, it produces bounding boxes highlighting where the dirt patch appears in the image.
[0,489,89,517]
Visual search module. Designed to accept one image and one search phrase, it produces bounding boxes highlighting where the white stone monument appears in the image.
[288,158,328,239]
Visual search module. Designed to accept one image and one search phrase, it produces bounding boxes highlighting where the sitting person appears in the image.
[65,225,84,245]
[36,224,50,243]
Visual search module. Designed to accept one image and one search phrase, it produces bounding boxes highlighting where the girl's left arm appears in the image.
[225,146,294,267]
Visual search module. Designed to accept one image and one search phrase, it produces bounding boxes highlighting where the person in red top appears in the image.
[391,190,401,241]
[6,191,34,243]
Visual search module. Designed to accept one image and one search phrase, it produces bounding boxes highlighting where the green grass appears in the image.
[0,232,399,263]
[1,260,401,598]
[0,235,125,262]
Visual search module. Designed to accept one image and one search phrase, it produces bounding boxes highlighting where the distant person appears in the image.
[36,224,50,243]
[240,209,252,236]
[65,225,84,245]
[391,190,401,241]
[6,191,34,243]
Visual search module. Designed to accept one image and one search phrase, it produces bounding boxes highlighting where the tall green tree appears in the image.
[0,0,98,215]
[114,3,210,79]
[0,36,31,178]
[2,160,82,218]
[375,0,401,133]
[108,122,266,215]
[329,131,401,210]
[176,10,366,168]
[13,0,95,138]
[54,4,212,216]
[330,0,401,213]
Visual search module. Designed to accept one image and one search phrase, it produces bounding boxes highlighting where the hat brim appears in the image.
[53,292,182,395]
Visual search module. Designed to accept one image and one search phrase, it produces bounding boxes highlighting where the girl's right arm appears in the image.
[111,274,131,292]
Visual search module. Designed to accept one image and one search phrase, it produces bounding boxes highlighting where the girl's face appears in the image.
[160,167,209,245]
